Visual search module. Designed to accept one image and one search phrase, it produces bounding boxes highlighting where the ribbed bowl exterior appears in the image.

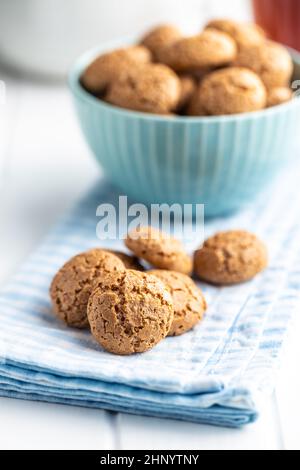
[69,46,300,216]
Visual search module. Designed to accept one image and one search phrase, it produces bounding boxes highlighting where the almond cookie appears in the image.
[177,75,197,111]
[104,249,144,270]
[106,64,180,114]
[194,230,268,285]
[187,67,266,116]
[235,40,293,89]
[186,90,208,116]
[81,46,152,94]
[267,87,293,108]
[125,226,192,275]
[157,29,237,72]
[149,270,207,336]
[140,24,182,61]
[50,249,125,328]
[205,19,265,50]
[87,270,174,355]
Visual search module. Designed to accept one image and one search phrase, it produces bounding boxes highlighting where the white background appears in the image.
[0,0,300,450]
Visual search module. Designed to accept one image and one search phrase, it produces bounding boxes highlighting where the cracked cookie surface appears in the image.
[125,226,192,275]
[105,63,180,114]
[205,19,265,50]
[140,24,182,61]
[157,29,237,72]
[87,270,174,355]
[50,249,125,328]
[149,270,207,336]
[235,40,293,89]
[81,46,152,94]
[194,230,268,285]
[187,67,266,116]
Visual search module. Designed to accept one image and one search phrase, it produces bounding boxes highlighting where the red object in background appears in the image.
[253,0,300,51]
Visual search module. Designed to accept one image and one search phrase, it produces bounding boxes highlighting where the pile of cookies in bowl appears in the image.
[50,227,268,355]
[81,18,295,117]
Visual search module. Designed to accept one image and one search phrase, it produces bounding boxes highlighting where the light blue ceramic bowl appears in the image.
[69,42,300,216]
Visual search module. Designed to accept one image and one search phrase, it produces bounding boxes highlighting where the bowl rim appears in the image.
[68,38,300,124]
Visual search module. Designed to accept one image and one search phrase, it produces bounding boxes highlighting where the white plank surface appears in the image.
[0,65,299,450]
[276,312,300,451]
[0,398,117,451]
[117,399,283,450]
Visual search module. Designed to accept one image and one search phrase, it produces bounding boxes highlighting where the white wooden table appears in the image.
[0,66,299,451]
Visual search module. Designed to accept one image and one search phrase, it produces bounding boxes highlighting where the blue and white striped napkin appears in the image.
[0,163,299,428]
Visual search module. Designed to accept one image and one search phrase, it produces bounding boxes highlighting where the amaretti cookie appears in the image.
[267,87,293,108]
[157,29,237,72]
[177,75,197,111]
[186,94,208,116]
[87,270,174,355]
[140,24,182,61]
[205,19,265,50]
[104,249,144,270]
[194,230,268,285]
[81,46,152,94]
[50,249,125,328]
[81,19,294,115]
[125,226,192,275]
[187,67,266,116]
[106,63,181,114]
[235,40,293,88]
[149,270,207,336]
